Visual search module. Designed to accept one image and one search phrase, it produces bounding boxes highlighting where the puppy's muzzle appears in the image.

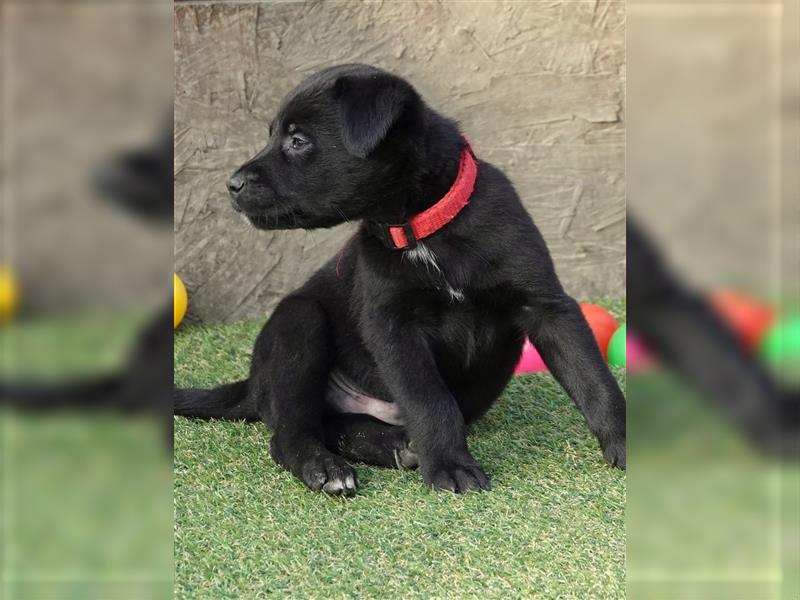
[226,171,257,212]
[226,173,246,195]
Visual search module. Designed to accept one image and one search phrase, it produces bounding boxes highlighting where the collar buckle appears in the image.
[366,221,417,251]
[395,222,417,250]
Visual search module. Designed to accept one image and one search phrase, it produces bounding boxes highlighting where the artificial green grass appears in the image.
[174,311,626,599]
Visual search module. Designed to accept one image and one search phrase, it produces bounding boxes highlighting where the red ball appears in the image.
[710,290,775,351]
[579,303,619,359]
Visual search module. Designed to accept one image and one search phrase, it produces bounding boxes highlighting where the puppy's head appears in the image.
[227,64,424,230]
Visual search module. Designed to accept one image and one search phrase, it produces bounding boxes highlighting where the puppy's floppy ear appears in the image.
[334,73,417,158]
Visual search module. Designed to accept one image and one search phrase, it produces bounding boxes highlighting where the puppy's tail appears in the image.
[173,380,258,421]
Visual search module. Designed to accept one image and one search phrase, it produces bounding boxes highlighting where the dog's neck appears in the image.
[367,117,465,228]
[408,117,465,219]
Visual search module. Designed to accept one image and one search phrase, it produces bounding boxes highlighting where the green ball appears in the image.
[760,315,800,364]
[607,323,626,367]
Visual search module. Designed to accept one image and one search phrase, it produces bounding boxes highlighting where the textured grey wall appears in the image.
[174,1,625,324]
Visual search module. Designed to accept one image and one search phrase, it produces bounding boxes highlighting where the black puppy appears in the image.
[175,64,626,495]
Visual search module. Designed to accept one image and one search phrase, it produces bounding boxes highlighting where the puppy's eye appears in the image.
[290,135,308,150]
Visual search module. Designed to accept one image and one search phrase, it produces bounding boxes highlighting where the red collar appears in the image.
[366,142,478,250]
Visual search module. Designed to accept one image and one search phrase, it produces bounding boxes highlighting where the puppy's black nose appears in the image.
[226,174,246,195]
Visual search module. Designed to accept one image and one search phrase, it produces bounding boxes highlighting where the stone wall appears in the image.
[174,1,626,323]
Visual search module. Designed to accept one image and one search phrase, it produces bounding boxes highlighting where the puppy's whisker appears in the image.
[277,198,297,228]
[335,207,350,223]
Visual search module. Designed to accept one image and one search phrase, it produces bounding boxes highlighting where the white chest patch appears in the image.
[405,243,464,302]
[406,243,441,274]
[446,287,466,302]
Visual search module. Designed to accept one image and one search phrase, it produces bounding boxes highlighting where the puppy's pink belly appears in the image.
[325,370,404,426]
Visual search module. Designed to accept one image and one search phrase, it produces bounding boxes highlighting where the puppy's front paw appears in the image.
[301,455,360,497]
[601,435,626,470]
[393,439,419,469]
[421,459,491,493]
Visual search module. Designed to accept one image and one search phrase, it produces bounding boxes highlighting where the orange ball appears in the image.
[710,290,775,350]
[579,303,619,359]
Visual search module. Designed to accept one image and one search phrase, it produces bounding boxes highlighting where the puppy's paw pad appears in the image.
[423,462,491,494]
[394,439,419,469]
[301,456,360,497]
[602,437,626,470]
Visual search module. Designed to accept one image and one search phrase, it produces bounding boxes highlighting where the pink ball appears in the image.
[514,338,548,375]
[627,331,654,371]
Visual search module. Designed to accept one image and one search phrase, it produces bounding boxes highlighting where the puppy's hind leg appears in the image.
[324,414,418,469]
[251,295,359,496]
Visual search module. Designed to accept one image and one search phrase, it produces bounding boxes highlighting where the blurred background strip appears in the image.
[627,1,798,599]
[1,2,173,599]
